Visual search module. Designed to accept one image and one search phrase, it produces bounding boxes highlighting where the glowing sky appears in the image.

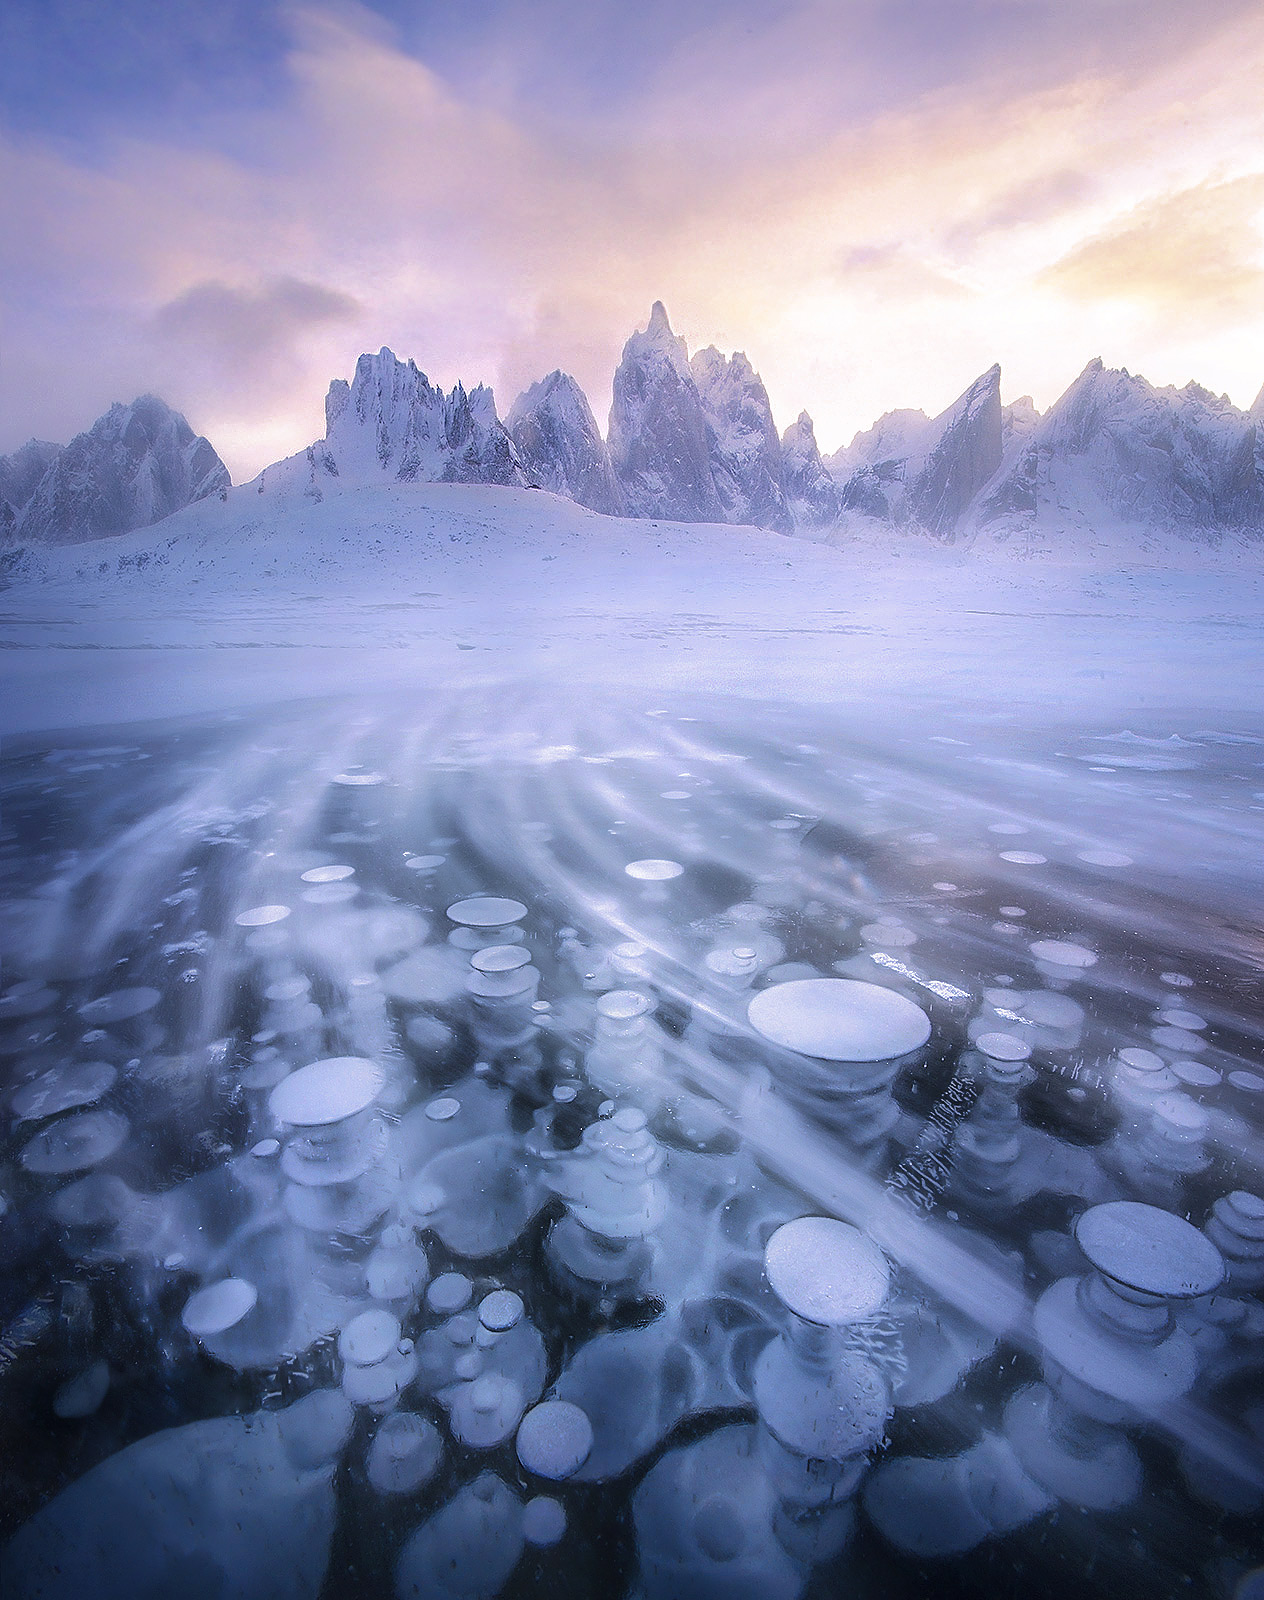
[2,0,1263,482]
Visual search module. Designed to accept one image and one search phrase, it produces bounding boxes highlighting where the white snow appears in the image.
[1,478,1261,737]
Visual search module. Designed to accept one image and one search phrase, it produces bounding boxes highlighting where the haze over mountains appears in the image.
[3,303,1263,553]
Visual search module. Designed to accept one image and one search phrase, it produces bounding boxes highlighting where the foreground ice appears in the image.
[0,680,1262,1599]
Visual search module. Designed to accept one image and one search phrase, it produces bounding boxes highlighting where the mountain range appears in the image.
[3,303,1262,550]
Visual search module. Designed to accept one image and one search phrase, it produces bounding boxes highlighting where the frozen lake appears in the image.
[1,485,1263,1597]
[2,677,1263,1599]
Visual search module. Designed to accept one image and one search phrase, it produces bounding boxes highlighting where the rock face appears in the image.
[826,369,1003,537]
[507,370,625,515]
[12,398,228,545]
[257,348,525,499]
[909,364,1003,537]
[608,302,724,523]
[691,346,791,534]
[0,439,62,538]
[979,360,1264,536]
[780,412,840,530]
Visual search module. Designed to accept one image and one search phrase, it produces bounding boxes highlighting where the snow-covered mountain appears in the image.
[975,360,1264,540]
[826,368,1003,536]
[7,399,227,546]
[253,348,525,500]
[780,412,841,531]
[690,346,791,534]
[0,439,62,538]
[607,301,725,523]
[507,370,625,515]
[5,306,1261,550]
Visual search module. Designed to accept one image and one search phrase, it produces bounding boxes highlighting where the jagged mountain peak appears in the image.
[12,396,228,546]
[507,369,625,516]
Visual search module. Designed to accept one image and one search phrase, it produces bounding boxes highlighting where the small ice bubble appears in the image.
[553,1084,578,1102]
[250,1138,280,1157]
[517,1401,593,1480]
[999,851,1047,865]
[625,859,683,881]
[182,1278,258,1338]
[1156,1009,1206,1030]
[1077,849,1133,867]
[1160,972,1195,988]
[933,883,958,893]
[235,905,291,928]
[425,1097,461,1122]
[427,1273,473,1314]
[998,906,1026,918]
[1029,940,1097,969]
[300,864,355,883]
[406,854,446,871]
[989,823,1028,835]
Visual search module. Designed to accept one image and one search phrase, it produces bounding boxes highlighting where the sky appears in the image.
[2,0,1263,483]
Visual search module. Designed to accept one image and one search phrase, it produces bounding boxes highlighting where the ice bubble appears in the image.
[269,1057,383,1126]
[747,979,930,1062]
[1229,1071,1264,1094]
[428,1273,473,1315]
[447,897,528,928]
[1029,940,1097,969]
[998,906,1026,918]
[250,1138,281,1157]
[1172,1060,1220,1088]
[1077,850,1134,867]
[425,1097,462,1122]
[332,770,384,787]
[478,1290,524,1333]
[405,854,446,871]
[1118,1046,1166,1074]
[470,945,532,974]
[516,1401,593,1479]
[975,1033,1032,1063]
[933,882,958,893]
[1075,1201,1224,1298]
[598,990,653,1021]
[301,864,355,883]
[764,1216,890,1325]
[624,859,683,882]
[265,976,311,1004]
[20,1108,129,1174]
[1156,1009,1206,1030]
[11,1060,116,1122]
[235,905,291,928]
[999,851,1047,865]
[1160,972,1195,988]
[1151,1026,1206,1053]
[367,1413,443,1495]
[522,1497,567,1546]
[0,983,58,1019]
[182,1278,258,1338]
[989,823,1028,835]
[340,1309,401,1366]
[553,1084,578,1102]
[77,987,160,1022]
[661,790,691,801]
[395,1473,524,1600]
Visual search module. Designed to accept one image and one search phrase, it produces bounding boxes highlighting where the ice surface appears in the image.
[1,470,1263,1600]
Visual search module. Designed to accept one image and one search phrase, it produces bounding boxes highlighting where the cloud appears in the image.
[836,244,971,300]
[150,276,361,394]
[2,0,1264,480]
[1042,176,1264,327]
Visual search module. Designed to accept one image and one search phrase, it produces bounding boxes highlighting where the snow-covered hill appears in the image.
[2,478,1261,736]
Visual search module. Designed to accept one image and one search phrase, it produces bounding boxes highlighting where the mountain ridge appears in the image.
[4,306,1260,549]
